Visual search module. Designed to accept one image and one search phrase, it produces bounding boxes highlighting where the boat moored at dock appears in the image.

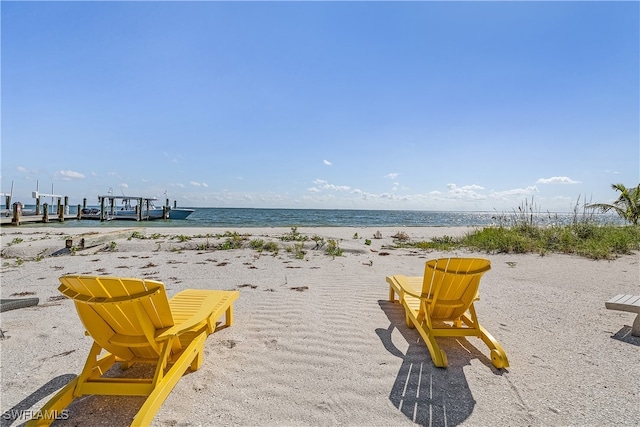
[83,195,168,221]
[167,207,194,220]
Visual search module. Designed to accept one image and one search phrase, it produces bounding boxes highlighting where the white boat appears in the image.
[82,196,167,221]
[168,207,194,220]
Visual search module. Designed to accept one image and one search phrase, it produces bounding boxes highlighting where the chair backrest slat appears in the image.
[58,276,175,359]
[422,258,491,320]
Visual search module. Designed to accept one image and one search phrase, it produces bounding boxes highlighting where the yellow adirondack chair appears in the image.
[28,275,239,426]
[386,258,508,369]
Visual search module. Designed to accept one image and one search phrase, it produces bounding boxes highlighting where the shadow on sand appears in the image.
[2,365,156,427]
[377,300,504,427]
[611,325,640,347]
[1,374,75,427]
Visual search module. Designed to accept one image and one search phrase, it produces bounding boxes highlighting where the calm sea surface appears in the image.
[11,207,623,229]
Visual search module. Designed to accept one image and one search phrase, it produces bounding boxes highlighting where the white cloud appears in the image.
[446,183,486,200]
[16,166,41,175]
[176,183,185,188]
[449,184,484,191]
[385,173,399,180]
[310,179,350,192]
[190,181,201,187]
[119,183,129,189]
[323,160,333,166]
[490,186,539,199]
[55,170,85,181]
[536,176,581,184]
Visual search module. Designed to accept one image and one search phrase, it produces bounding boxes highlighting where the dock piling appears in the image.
[12,202,21,225]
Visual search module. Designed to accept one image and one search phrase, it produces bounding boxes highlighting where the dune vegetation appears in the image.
[407,185,640,260]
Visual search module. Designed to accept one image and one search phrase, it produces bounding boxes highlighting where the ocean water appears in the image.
[9,206,624,229]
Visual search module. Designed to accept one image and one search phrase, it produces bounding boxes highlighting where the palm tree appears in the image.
[587,183,640,225]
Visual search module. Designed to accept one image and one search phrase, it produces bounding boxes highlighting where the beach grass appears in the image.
[404,200,640,260]
[459,224,640,259]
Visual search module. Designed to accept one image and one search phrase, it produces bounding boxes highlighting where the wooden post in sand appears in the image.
[43,203,49,223]
[11,202,21,225]
[58,197,64,222]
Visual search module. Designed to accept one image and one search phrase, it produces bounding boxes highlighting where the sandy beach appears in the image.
[1,226,638,426]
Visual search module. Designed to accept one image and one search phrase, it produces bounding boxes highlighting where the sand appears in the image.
[0,226,638,426]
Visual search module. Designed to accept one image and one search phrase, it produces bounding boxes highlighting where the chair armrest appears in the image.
[155,292,232,340]
[402,287,423,299]
[387,275,428,300]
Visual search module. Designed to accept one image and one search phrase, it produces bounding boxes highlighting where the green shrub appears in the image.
[250,239,265,250]
[280,227,308,242]
[129,231,145,240]
[262,241,279,254]
[286,242,306,259]
[311,235,326,249]
[326,239,343,257]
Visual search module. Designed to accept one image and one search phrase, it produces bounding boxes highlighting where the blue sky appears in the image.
[2,1,638,211]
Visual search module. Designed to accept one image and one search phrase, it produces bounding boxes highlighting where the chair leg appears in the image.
[190,349,203,371]
[414,321,447,368]
[405,308,447,368]
[74,342,118,396]
[405,310,414,329]
[225,305,234,327]
[631,313,640,337]
[476,323,509,369]
[132,332,207,426]
[462,306,509,369]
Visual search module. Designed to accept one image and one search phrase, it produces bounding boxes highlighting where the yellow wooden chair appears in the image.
[387,258,508,369]
[28,275,239,426]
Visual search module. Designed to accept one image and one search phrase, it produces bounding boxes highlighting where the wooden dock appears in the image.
[2,193,176,226]
[2,194,78,226]
[0,214,77,226]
